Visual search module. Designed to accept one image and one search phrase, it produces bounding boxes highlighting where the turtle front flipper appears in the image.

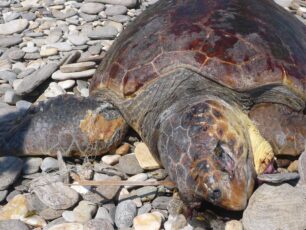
[249,103,306,157]
[0,95,128,157]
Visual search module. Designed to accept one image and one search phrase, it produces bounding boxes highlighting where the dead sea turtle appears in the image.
[1,0,305,210]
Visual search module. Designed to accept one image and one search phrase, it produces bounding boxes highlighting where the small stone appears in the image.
[52,69,96,80]
[44,82,66,98]
[257,172,299,183]
[109,15,130,23]
[46,29,62,44]
[119,154,144,175]
[92,0,137,8]
[21,214,47,227]
[287,160,298,172]
[60,62,96,73]
[47,42,72,52]
[0,190,8,203]
[62,200,97,223]
[148,169,168,180]
[133,212,163,230]
[135,186,157,202]
[135,143,161,170]
[15,63,58,96]
[102,155,121,165]
[24,53,41,60]
[137,203,152,215]
[30,174,79,210]
[7,48,25,60]
[115,143,130,155]
[52,8,77,20]
[0,194,32,220]
[298,151,306,184]
[0,19,29,35]
[22,158,42,174]
[0,70,17,84]
[0,35,22,48]
[16,100,32,111]
[4,90,21,105]
[81,88,89,97]
[58,80,75,89]
[6,190,21,202]
[105,5,128,16]
[94,207,113,224]
[39,208,64,221]
[164,214,187,230]
[68,33,88,46]
[0,156,23,190]
[40,157,59,172]
[225,220,243,230]
[115,200,137,228]
[17,68,35,79]
[22,43,38,53]
[48,223,84,230]
[40,46,58,57]
[88,26,118,39]
[84,218,114,230]
[3,12,21,23]
[80,3,105,14]
[94,174,121,200]
[242,183,306,230]
[152,196,172,210]
[0,220,30,230]
[126,173,148,189]
[79,12,99,22]
[0,59,11,71]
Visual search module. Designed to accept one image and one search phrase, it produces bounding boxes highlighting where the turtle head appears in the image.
[158,97,261,210]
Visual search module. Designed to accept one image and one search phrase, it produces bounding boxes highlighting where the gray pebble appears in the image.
[118,154,144,175]
[135,186,157,201]
[257,172,300,183]
[95,206,114,224]
[115,200,137,228]
[88,26,118,39]
[16,100,32,111]
[0,220,30,230]
[109,15,130,23]
[0,35,22,48]
[80,3,105,14]
[137,203,152,215]
[79,12,99,22]
[0,70,17,84]
[4,90,21,105]
[6,190,21,202]
[85,219,114,230]
[0,156,23,190]
[40,157,59,172]
[22,157,42,174]
[105,5,128,16]
[0,190,8,202]
[152,196,172,210]
[8,48,25,61]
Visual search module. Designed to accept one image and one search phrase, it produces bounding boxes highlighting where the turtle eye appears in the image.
[214,142,235,174]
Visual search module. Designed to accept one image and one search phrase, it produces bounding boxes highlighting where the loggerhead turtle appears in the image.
[0,0,305,211]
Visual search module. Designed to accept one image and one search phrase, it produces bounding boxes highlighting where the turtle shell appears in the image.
[91,0,306,100]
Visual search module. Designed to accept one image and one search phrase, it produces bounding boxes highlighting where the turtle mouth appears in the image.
[262,159,275,174]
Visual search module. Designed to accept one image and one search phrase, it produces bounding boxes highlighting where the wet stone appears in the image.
[0,156,23,190]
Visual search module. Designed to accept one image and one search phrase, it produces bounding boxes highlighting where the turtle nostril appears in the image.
[209,188,222,201]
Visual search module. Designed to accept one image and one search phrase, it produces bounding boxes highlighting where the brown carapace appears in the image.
[1,0,305,211]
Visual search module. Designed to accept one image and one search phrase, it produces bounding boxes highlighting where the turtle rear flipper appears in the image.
[0,95,128,157]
